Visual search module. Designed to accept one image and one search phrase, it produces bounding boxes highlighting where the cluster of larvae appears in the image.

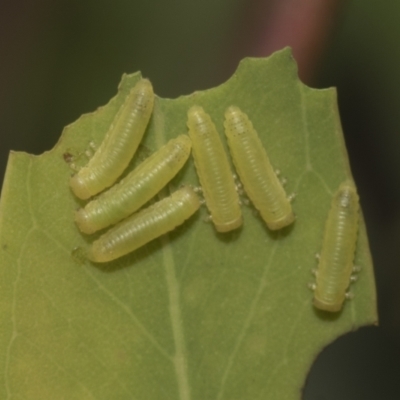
[69,78,360,312]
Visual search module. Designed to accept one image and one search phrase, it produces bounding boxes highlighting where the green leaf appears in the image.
[0,48,377,400]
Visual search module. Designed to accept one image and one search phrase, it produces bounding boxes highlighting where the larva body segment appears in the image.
[70,79,154,199]
[313,181,360,312]
[223,106,294,230]
[187,106,242,232]
[88,186,201,263]
[75,135,192,234]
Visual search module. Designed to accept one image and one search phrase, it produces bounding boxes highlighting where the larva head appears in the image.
[187,106,213,136]
[334,180,359,211]
[167,135,192,164]
[130,78,154,113]
[173,134,192,154]
[174,185,202,211]
[224,106,250,137]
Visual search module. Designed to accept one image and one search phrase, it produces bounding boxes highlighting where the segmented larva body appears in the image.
[70,79,154,199]
[313,181,360,312]
[75,135,192,234]
[88,186,201,263]
[223,106,294,230]
[187,106,242,232]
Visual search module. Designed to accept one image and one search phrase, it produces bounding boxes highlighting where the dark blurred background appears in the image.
[0,0,399,398]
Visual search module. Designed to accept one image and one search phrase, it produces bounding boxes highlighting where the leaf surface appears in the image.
[0,48,377,400]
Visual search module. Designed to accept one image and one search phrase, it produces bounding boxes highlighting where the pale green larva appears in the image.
[223,106,294,230]
[187,106,242,232]
[75,135,192,234]
[312,181,360,312]
[70,78,154,199]
[87,186,201,263]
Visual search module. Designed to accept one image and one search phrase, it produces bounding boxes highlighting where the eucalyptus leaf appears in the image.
[0,48,377,400]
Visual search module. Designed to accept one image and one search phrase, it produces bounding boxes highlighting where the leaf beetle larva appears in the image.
[312,180,360,312]
[87,185,201,263]
[187,106,242,232]
[223,106,294,230]
[70,78,154,199]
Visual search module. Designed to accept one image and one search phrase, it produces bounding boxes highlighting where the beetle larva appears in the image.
[70,78,154,199]
[75,135,192,234]
[87,186,201,263]
[313,181,360,312]
[187,106,242,232]
[223,106,294,230]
